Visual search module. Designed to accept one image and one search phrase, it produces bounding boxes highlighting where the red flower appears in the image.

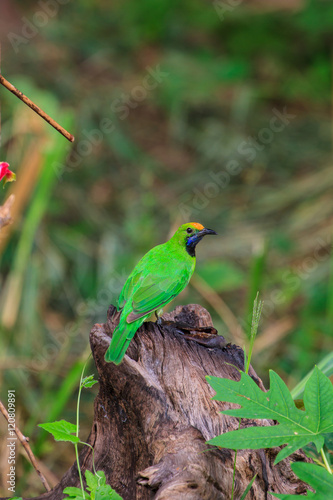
[0,162,16,187]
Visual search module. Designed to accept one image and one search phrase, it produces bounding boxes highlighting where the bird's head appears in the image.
[173,222,217,257]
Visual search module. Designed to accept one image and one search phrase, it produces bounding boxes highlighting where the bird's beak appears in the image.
[197,228,217,237]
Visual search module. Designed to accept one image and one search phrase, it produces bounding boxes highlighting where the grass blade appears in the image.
[240,474,257,500]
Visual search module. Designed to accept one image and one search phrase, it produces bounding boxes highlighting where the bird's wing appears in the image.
[117,268,142,310]
[126,271,191,323]
[117,245,164,311]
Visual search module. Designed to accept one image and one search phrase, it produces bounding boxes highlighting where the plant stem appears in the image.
[232,293,263,498]
[74,443,84,495]
[75,368,85,496]
[81,441,97,475]
[320,447,332,474]
[231,417,241,500]
[231,449,237,500]
[73,354,94,497]
[245,292,263,374]
[75,355,94,496]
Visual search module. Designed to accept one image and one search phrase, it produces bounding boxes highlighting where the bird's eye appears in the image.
[186,227,193,234]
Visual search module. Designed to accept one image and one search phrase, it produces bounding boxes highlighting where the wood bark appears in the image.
[32,304,309,500]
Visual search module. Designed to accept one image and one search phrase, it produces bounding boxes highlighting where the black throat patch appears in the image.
[186,239,196,257]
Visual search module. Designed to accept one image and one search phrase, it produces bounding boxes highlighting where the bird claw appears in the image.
[156,316,165,326]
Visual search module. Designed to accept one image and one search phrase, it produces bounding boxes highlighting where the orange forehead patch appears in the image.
[189,222,204,230]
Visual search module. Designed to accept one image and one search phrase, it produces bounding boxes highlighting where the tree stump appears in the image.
[33,304,309,500]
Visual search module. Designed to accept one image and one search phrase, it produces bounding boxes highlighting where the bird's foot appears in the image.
[155,308,165,325]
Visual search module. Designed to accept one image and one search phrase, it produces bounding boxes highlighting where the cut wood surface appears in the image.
[31,304,309,500]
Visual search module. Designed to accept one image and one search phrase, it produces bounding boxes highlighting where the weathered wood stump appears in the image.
[33,304,309,500]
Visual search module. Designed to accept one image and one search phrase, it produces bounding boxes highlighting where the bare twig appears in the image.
[0,74,74,143]
[18,448,60,489]
[0,194,15,230]
[0,399,51,492]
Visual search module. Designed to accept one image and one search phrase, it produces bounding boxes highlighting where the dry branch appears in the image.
[0,75,74,143]
[0,399,51,492]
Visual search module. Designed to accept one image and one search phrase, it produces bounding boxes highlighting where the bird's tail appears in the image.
[104,320,138,365]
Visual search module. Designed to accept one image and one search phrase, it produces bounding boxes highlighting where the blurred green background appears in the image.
[0,0,332,495]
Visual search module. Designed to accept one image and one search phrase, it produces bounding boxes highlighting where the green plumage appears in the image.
[105,222,216,364]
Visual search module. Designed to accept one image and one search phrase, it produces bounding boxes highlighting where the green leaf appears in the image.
[95,485,122,500]
[291,351,333,399]
[38,420,80,444]
[271,462,333,499]
[207,366,333,463]
[84,470,123,500]
[240,474,257,500]
[63,486,90,499]
[82,375,98,389]
[85,469,99,492]
[93,471,109,489]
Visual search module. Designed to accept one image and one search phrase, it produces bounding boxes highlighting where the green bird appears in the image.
[105,222,217,364]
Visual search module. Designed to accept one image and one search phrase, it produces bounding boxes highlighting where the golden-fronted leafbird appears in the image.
[105,222,217,364]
